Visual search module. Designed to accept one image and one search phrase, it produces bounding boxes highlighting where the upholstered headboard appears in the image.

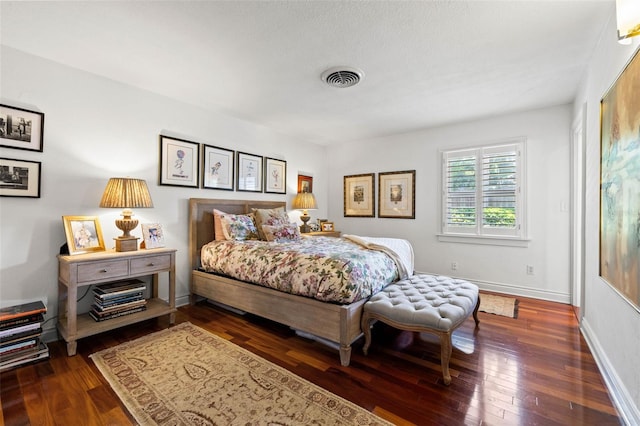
[188,198,287,270]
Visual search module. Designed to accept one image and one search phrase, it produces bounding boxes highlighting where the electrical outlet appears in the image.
[451,262,458,271]
[527,265,534,275]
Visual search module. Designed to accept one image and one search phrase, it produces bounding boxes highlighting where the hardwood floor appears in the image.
[0,294,622,425]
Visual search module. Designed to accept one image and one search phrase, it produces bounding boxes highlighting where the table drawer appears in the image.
[130,254,171,275]
[77,259,129,283]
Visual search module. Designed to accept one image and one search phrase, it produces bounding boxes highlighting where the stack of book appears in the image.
[90,279,147,322]
[0,301,49,372]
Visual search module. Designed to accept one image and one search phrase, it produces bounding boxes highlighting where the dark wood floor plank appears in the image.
[0,293,622,425]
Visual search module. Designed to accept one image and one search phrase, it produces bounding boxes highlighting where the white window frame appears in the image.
[438,138,528,247]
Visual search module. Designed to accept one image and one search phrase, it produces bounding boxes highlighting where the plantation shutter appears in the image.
[442,141,524,239]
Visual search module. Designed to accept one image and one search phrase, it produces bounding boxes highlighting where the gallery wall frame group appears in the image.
[343,170,416,219]
[158,135,287,194]
[0,103,45,198]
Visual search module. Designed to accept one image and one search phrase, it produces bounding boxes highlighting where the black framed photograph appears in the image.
[237,151,263,192]
[62,215,106,255]
[202,144,234,190]
[264,157,286,194]
[0,104,44,152]
[0,157,41,198]
[344,173,375,217]
[159,135,199,188]
[378,170,416,219]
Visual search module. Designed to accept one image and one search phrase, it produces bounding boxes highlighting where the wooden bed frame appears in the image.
[188,198,367,366]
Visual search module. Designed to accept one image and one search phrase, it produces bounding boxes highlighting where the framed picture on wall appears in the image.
[600,48,640,311]
[378,170,415,219]
[264,157,286,194]
[344,173,375,217]
[0,104,45,152]
[237,151,263,192]
[202,144,234,190]
[62,216,106,255]
[159,135,199,188]
[0,157,41,198]
[298,174,313,193]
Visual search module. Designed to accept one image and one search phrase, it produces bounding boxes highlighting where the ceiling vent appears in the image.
[321,66,364,88]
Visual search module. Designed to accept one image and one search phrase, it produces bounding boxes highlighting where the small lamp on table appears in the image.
[292,192,317,233]
[99,177,154,252]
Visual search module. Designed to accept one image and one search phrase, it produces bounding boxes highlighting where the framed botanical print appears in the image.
[237,151,263,192]
[159,135,199,188]
[264,157,286,194]
[0,157,41,198]
[344,173,375,217]
[0,104,45,152]
[202,144,234,190]
[62,216,106,255]
[378,170,415,219]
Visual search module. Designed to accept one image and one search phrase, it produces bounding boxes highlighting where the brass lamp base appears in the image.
[299,213,311,233]
[114,237,139,252]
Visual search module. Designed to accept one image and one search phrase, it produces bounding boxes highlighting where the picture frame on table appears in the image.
[159,135,199,188]
[202,144,234,190]
[264,157,286,194]
[237,151,263,192]
[344,173,375,217]
[321,222,335,232]
[0,104,45,152]
[378,170,416,219]
[0,157,41,198]
[298,174,313,193]
[141,223,166,249]
[62,215,106,255]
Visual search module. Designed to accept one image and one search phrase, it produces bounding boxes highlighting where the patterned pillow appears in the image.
[220,213,259,241]
[262,223,301,242]
[252,207,290,240]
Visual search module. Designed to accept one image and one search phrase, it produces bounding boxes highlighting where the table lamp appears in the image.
[292,192,317,233]
[99,177,153,251]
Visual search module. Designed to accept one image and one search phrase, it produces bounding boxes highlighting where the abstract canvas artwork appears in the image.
[600,48,640,311]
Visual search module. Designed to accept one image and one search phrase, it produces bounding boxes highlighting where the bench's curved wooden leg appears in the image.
[440,331,453,385]
[361,312,372,356]
[473,295,481,327]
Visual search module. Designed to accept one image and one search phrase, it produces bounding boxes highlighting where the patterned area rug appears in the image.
[479,293,519,318]
[90,322,391,425]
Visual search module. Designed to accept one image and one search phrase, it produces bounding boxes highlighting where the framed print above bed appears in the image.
[159,135,199,188]
[344,173,375,217]
[378,170,415,219]
[0,104,45,152]
[237,151,263,192]
[202,144,234,191]
[0,157,41,198]
[298,174,313,193]
[264,157,286,194]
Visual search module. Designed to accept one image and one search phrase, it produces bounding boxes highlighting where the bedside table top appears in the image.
[305,231,341,238]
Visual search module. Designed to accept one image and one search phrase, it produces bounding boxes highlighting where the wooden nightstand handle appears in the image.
[99,269,108,273]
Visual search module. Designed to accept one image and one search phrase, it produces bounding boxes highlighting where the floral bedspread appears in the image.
[200,236,400,304]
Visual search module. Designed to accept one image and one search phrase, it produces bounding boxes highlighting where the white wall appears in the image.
[0,46,327,338]
[328,105,572,302]
[572,10,640,424]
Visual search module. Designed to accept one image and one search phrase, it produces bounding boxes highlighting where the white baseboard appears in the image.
[581,318,639,426]
[414,271,571,303]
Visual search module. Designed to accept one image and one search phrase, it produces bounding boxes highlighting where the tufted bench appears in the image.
[361,274,480,385]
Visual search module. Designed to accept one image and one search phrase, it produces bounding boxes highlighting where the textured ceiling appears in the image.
[1,1,612,145]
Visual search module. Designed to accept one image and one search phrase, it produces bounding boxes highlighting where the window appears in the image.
[440,139,527,244]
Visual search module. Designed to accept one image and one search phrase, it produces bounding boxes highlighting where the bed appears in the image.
[188,198,408,366]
